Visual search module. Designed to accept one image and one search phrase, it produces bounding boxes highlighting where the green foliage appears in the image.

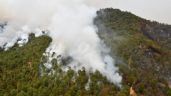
[167,88,171,96]
[1,8,171,96]
[0,34,121,96]
[95,8,171,95]
[0,34,52,96]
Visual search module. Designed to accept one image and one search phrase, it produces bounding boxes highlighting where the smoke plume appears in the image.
[0,0,122,86]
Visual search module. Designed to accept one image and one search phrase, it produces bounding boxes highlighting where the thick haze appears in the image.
[0,0,122,86]
[112,0,171,24]
[0,0,170,87]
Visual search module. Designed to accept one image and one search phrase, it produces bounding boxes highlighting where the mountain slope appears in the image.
[0,8,171,96]
[0,35,120,95]
[95,8,171,96]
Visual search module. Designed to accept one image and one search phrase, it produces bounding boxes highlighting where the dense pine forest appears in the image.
[0,8,171,96]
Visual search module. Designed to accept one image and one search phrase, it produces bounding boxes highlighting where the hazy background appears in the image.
[87,0,171,24]
[111,0,171,24]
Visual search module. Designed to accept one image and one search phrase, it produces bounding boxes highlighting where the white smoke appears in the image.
[0,0,122,86]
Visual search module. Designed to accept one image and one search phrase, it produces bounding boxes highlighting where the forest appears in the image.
[0,8,171,96]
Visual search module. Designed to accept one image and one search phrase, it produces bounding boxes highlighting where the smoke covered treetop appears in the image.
[1,8,171,95]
